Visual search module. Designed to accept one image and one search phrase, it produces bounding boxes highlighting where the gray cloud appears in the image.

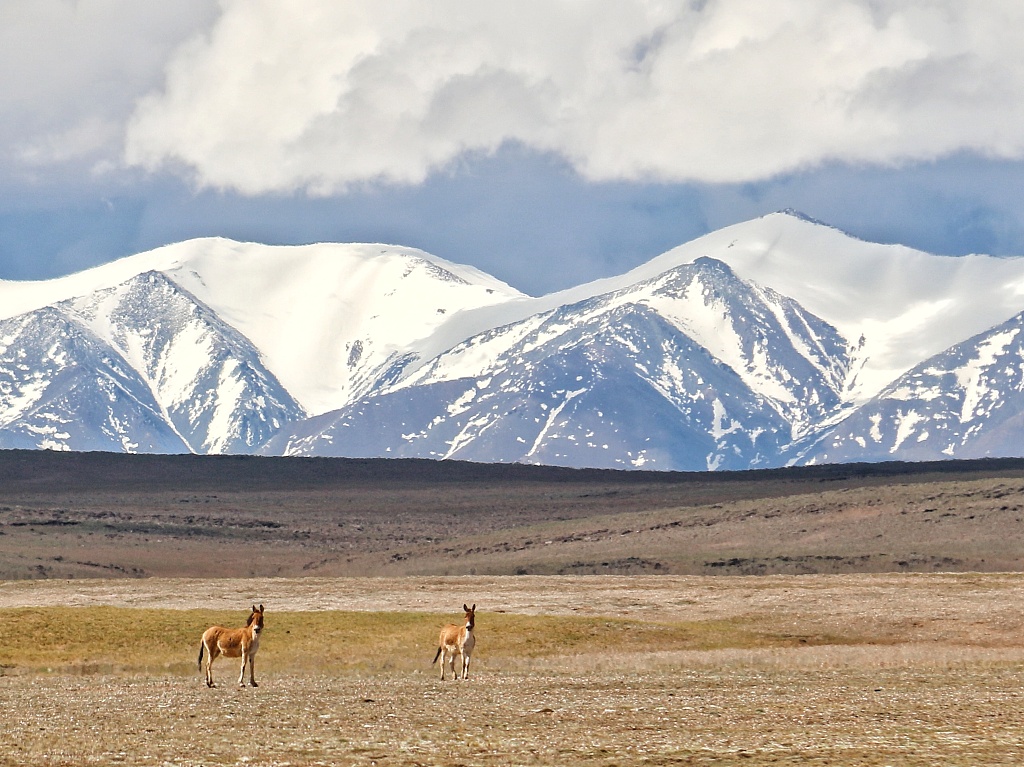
[5,148,1024,297]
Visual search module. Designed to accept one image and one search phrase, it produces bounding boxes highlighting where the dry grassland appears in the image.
[3,454,1024,763]
[1,574,1023,766]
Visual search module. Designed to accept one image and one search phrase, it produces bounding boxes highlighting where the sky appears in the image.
[5,1,1024,297]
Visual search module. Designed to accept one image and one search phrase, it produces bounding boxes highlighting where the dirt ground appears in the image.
[2,574,1024,766]
[4,664,1023,767]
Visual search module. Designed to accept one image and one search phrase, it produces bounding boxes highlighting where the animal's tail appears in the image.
[197,642,205,670]
[432,646,442,665]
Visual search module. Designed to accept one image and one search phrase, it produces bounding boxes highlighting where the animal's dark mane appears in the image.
[244,605,264,627]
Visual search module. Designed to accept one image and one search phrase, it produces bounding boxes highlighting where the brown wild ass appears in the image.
[198,604,264,688]
[432,603,476,680]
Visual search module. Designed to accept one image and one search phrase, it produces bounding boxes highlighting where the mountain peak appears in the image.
[774,208,823,224]
[761,209,861,240]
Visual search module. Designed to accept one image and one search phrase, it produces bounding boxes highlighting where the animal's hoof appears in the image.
[251,682,259,688]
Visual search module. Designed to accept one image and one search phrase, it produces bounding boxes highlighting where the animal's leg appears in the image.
[249,655,258,687]
[439,648,446,680]
[462,652,471,680]
[238,651,248,687]
[454,650,463,680]
[205,653,216,688]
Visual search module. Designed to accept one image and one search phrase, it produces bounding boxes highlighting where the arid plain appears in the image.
[1,451,1024,765]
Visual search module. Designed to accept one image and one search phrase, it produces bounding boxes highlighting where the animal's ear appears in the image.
[463,603,470,612]
[471,604,476,611]
[259,604,264,612]
[252,604,257,612]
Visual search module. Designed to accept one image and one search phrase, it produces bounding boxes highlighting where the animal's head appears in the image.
[463,603,476,629]
[248,604,265,634]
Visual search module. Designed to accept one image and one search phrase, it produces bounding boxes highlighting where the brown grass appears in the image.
[0,607,836,675]
[1,575,1024,765]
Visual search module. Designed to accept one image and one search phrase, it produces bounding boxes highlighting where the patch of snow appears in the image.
[891,409,926,452]
[955,328,1019,423]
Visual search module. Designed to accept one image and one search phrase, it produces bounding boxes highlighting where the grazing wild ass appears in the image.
[432,603,476,680]
[198,604,264,688]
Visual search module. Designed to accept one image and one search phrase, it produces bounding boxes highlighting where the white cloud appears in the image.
[0,0,218,175]
[28,1,1024,192]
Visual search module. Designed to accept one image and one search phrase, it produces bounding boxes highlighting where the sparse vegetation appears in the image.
[1,575,1024,765]
[0,607,847,675]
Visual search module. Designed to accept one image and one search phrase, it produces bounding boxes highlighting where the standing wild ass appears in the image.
[432,603,476,680]
[198,604,264,688]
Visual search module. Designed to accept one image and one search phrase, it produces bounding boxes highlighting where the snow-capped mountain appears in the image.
[0,238,524,416]
[6,211,1024,469]
[264,257,851,470]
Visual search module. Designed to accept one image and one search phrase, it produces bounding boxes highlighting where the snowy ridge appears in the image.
[643,214,1024,404]
[797,311,1024,464]
[5,212,1024,468]
[163,240,523,414]
[393,256,850,445]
